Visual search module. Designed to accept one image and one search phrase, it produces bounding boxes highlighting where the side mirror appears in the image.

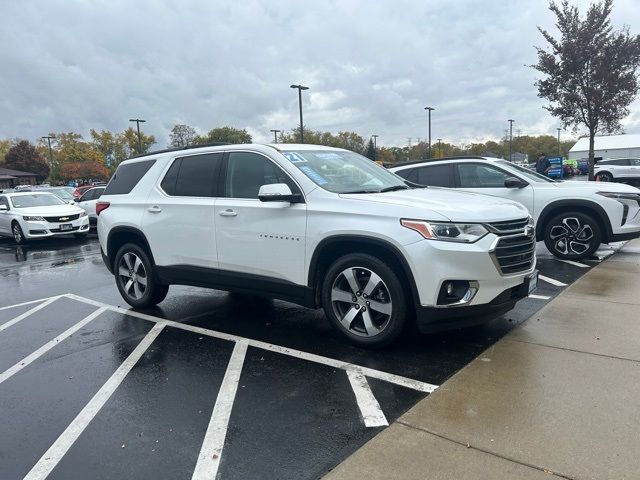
[258,183,301,203]
[0,205,7,211]
[504,177,528,189]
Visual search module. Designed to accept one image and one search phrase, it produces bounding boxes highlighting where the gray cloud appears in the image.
[1,0,638,148]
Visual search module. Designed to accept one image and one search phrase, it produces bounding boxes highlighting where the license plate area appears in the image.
[60,223,73,231]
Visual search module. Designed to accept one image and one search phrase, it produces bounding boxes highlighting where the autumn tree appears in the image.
[0,139,11,165]
[279,128,367,154]
[169,124,197,148]
[4,140,50,178]
[90,129,128,168]
[59,160,109,182]
[122,127,156,156]
[532,0,640,179]
[194,126,252,145]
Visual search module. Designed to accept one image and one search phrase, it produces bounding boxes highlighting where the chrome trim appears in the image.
[433,281,480,308]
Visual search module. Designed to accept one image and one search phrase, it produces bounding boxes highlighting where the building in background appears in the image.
[0,167,40,189]
[568,133,640,161]
[509,152,529,164]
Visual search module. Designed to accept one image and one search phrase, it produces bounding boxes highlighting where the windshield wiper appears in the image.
[379,185,410,193]
[343,189,381,194]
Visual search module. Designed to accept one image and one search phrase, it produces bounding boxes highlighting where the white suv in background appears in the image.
[97,144,537,347]
[390,156,640,260]
[594,158,640,183]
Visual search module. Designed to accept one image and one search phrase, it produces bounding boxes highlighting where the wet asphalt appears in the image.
[0,233,620,480]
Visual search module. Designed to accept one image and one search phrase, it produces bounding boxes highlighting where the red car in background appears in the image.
[72,185,94,200]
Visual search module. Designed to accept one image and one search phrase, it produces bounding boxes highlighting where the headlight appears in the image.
[23,216,45,221]
[401,219,488,243]
[597,191,640,206]
[79,211,88,217]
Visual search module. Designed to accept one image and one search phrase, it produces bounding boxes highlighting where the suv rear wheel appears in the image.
[114,243,169,308]
[543,212,602,260]
[595,171,613,182]
[321,253,407,348]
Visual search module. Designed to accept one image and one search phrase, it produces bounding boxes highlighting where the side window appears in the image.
[224,152,298,199]
[457,164,511,188]
[395,168,417,182]
[416,165,454,187]
[161,153,222,197]
[0,196,8,209]
[104,159,156,195]
[631,159,640,167]
[609,159,630,166]
[95,188,105,199]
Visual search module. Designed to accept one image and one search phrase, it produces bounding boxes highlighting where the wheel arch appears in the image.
[536,200,613,242]
[106,226,156,273]
[308,235,419,310]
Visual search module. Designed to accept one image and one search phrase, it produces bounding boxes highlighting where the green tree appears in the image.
[122,127,156,156]
[90,129,128,169]
[365,138,376,160]
[169,124,197,148]
[4,140,50,178]
[194,126,252,144]
[532,0,640,179]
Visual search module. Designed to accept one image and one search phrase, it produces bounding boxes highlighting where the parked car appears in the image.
[72,185,94,200]
[38,187,75,203]
[594,158,640,183]
[0,192,89,244]
[97,144,537,347]
[75,186,105,227]
[390,156,640,260]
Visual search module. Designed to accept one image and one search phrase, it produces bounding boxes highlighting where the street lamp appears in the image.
[557,127,561,155]
[508,119,515,162]
[41,135,55,183]
[372,135,379,161]
[424,106,435,159]
[290,85,309,143]
[270,129,281,143]
[129,118,146,154]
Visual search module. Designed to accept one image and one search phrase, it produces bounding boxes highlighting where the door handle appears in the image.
[147,206,162,213]
[219,209,237,217]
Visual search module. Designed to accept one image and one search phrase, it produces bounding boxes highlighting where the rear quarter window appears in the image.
[104,159,156,195]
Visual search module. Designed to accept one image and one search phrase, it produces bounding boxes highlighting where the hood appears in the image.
[13,204,85,217]
[339,187,530,222]
[552,180,640,194]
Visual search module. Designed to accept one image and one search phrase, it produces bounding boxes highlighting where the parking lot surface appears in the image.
[0,234,623,479]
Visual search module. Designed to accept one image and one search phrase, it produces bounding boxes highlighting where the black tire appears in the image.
[12,222,26,245]
[321,253,407,348]
[114,243,169,308]
[596,172,613,182]
[543,211,602,260]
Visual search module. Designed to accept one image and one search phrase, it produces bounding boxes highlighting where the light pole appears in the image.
[129,118,146,154]
[41,135,55,183]
[270,129,281,143]
[557,127,561,155]
[372,134,379,161]
[437,138,442,158]
[424,106,435,159]
[290,85,309,143]
[508,119,515,162]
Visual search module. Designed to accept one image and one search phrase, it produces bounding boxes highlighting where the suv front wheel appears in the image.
[321,253,407,348]
[543,212,602,260]
[114,243,169,308]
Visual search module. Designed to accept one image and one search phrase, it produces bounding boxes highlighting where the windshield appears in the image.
[42,188,74,201]
[496,160,554,183]
[10,193,65,208]
[281,150,408,194]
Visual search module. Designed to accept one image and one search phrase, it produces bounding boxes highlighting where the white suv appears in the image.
[390,156,640,260]
[594,158,640,183]
[97,144,537,346]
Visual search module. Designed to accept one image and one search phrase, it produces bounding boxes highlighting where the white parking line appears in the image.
[23,322,166,480]
[192,341,248,480]
[528,294,551,300]
[0,307,107,385]
[64,293,438,394]
[347,371,388,428]
[538,274,567,287]
[0,296,61,333]
[0,296,58,312]
[557,259,590,268]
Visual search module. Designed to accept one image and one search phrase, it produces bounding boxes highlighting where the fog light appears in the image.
[445,282,454,296]
[437,280,479,306]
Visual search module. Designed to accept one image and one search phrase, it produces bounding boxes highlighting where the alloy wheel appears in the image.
[549,217,594,256]
[12,225,22,243]
[330,266,393,337]
[596,173,611,182]
[118,252,148,300]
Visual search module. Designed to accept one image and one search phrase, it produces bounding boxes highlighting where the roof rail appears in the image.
[131,142,233,159]
[392,155,489,167]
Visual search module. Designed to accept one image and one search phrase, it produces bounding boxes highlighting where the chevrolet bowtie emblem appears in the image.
[59,217,69,221]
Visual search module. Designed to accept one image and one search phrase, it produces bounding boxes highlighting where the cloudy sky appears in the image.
[1,0,639,148]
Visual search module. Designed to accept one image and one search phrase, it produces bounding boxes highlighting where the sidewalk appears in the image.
[325,239,640,480]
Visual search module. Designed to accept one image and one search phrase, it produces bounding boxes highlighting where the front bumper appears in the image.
[22,217,90,239]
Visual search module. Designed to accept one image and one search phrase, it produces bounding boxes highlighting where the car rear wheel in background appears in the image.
[544,211,602,260]
[321,253,407,348]
[12,222,26,245]
[595,172,613,182]
[114,243,169,308]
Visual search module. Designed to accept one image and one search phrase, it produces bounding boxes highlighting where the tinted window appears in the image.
[0,196,8,209]
[225,152,297,199]
[104,159,156,195]
[457,163,510,188]
[394,168,415,181]
[161,153,222,197]
[631,159,640,167]
[416,164,454,187]
[602,159,629,166]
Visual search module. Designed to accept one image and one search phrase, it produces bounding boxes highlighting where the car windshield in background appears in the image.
[496,160,554,183]
[281,150,408,194]
[42,188,74,201]
[10,193,65,208]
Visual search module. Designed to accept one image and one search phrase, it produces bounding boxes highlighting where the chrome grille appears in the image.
[44,214,80,223]
[488,218,536,275]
